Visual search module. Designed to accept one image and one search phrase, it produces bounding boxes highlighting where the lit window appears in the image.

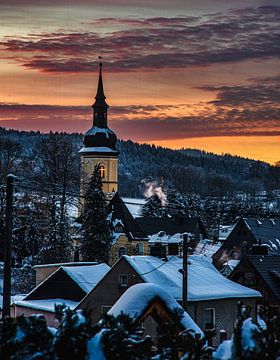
[118,274,128,288]
[205,308,215,330]
[118,247,127,258]
[99,165,106,178]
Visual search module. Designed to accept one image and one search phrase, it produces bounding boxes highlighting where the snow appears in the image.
[213,318,259,360]
[33,262,98,268]
[222,260,240,270]
[108,283,203,336]
[194,239,223,258]
[79,147,118,154]
[62,264,110,293]
[112,218,124,227]
[219,225,235,241]
[122,197,145,218]
[213,340,232,360]
[85,126,113,138]
[14,299,78,312]
[124,255,261,301]
[88,330,106,360]
[0,294,25,309]
[149,232,185,244]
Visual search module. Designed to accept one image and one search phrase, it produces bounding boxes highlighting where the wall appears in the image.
[80,155,118,194]
[187,297,257,346]
[13,305,58,328]
[78,258,144,322]
[109,235,149,266]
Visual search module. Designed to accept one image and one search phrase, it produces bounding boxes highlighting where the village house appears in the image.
[229,254,280,306]
[108,283,203,340]
[106,192,208,264]
[76,254,261,345]
[12,263,110,327]
[213,217,280,269]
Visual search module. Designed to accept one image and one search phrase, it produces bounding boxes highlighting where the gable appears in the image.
[109,193,147,240]
[25,268,86,302]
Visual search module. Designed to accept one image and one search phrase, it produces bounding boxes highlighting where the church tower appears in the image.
[80,62,119,196]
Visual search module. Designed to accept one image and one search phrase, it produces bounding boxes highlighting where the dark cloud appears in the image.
[0,95,279,140]
[1,6,279,73]
[199,75,280,107]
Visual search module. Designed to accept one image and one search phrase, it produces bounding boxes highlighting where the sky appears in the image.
[0,0,279,164]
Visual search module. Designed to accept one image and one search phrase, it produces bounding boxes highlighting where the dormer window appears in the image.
[115,225,123,233]
[99,165,106,178]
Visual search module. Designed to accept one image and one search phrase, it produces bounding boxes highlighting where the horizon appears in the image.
[1,125,274,166]
[0,1,279,165]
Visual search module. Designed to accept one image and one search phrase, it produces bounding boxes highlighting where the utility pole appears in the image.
[2,174,16,318]
[182,233,188,311]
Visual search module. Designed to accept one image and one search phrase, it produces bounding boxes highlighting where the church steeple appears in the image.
[80,61,119,197]
[83,62,118,150]
[92,62,108,128]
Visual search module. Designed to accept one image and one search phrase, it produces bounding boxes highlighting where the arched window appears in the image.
[136,243,144,255]
[118,247,127,258]
[99,165,106,179]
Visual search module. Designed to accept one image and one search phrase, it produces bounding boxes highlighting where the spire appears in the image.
[92,61,109,128]
[96,61,106,100]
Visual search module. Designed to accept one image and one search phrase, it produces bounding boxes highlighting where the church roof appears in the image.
[83,62,118,150]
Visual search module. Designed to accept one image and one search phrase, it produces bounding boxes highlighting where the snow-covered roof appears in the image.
[33,262,98,269]
[194,239,223,258]
[79,147,119,154]
[108,283,202,335]
[14,299,78,313]
[0,294,25,309]
[148,232,189,244]
[124,255,261,301]
[122,197,145,218]
[222,259,240,270]
[62,264,110,293]
[219,225,235,241]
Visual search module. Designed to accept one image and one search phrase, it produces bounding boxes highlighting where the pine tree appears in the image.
[101,313,153,360]
[142,193,166,218]
[81,164,112,263]
[36,217,72,265]
[166,189,186,218]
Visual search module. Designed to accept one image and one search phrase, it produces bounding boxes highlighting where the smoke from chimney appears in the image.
[141,179,167,206]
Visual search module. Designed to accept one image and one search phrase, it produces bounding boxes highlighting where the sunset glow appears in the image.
[0,1,279,164]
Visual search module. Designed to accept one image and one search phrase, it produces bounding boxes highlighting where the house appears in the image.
[33,261,98,286]
[12,263,110,327]
[229,254,280,306]
[107,193,208,263]
[138,216,207,257]
[108,283,203,340]
[108,192,148,265]
[213,218,280,269]
[77,255,261,345]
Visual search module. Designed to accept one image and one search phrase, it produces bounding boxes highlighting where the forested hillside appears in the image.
[0,127,279,198]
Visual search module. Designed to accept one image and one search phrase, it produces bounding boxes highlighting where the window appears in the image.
[118,247,127,258]
[205,308,215,330]
[136,243,144,255]
[115,225,123,233]
[101,305,111,315]
[119,274,128,288]
[99,165,106,178]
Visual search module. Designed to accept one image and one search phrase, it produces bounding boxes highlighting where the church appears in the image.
[78,62,207,265]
